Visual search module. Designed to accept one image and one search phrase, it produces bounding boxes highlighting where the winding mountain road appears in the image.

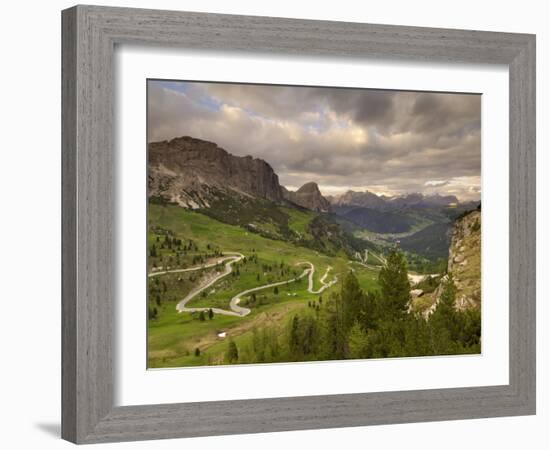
[227,262,338,316]
[299,262,339,294]
[350,260,383,271]
[174,253,244,316]
[148,255,240,278]
[228,266,312,316]
[148,253,338,318]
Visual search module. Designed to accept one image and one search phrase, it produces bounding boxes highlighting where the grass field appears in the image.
[147,203,380,368]
[281,206,315,238]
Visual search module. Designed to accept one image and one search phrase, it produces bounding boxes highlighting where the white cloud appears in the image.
[425,180,449,187]
[148,81,481,201]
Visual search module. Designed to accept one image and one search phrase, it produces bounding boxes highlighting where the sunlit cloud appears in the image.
[148,80,481,202]
[425,180,449,187]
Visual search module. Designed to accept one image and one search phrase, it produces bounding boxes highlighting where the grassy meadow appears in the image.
[147,203,381,368]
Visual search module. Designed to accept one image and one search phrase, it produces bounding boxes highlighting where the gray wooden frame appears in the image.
[61,4,536,444]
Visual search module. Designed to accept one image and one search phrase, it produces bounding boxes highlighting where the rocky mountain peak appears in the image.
[331,189,387,208]
[283,182,331,212]
[296,181,322,194]
[388,192,460,209]
[148,136,284,208]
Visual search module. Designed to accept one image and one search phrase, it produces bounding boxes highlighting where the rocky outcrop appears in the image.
[446,208,481,310]
[422,208,481,317]
[148,136,284,208]
[284,182,331,212]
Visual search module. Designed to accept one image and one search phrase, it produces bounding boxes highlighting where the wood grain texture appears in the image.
[508,36,536,408]
[61,7,77,443]
[61,4,536,444]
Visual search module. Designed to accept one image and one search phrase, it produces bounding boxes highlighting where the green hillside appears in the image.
[397,222,452,260]
[196,192,370,257]
[147,203,380,368]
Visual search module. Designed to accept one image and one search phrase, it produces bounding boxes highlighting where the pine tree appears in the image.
[288,316,301,359]
[316,293,346,360]
[251,327,261,358]
[226,339,239,363]
[378,249,411,318]
[301,315,318,356]
[348,322,370,359]
[435,275,457,320]
[340,271,365,333]
[361,291,378,331]
[429,274,461,354]
[267,328,280,360]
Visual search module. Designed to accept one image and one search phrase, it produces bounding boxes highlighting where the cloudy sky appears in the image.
[148,80,481,201]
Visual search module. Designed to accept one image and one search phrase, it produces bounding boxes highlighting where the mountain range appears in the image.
[149,136,469,213]
[148,136,331,212]
[328,190,459,210]
[148,136,479,262]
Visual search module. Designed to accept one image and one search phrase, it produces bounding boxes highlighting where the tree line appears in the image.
[224,249,481,364]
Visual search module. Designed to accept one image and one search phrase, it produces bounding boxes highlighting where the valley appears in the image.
[147,136,481,368]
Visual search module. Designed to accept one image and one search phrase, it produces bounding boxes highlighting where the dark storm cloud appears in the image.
[408,92,481,134]
[148,80,481,201]
[353,91,395,124]
[315,89,397,127]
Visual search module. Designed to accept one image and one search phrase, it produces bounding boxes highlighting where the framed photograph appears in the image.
[62,5,536,444]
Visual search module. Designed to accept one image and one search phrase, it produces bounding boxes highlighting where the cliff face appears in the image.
[413,208,481,318]
[446,208,481,310]
[283,182,331,212]
[148,136,284,208]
